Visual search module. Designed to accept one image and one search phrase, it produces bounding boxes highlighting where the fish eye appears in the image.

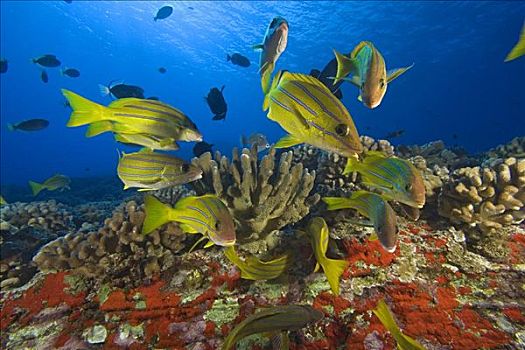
[405,183,413,191]
[182,164,190,172]
[335,123,349,136]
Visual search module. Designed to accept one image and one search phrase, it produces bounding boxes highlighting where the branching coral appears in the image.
[438,157,525,233]
[191,146,320,245]
[1,200,74,233]
[484,136,525,161]
[33,200,188,287]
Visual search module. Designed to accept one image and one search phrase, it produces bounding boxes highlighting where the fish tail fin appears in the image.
[321,257,348,295]
[333,49,355,85]
[142,195,172,234]
[62,89,106,127]
[261,61,275,95]
[343,155,360,175]
[28,181,44,196]
[98,84,111,97]
[322,197,352,211]
[7,123,15,131]
[226,54,231,61]
[85,121,113,137]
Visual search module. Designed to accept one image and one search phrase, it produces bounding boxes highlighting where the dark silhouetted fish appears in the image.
[193,141,214,157]
[61,67,80,78]
[385,129,405,139]
[41,70,48,83]
[8,118,49,131]
[32,54,61,67]
[227,53,250,67]
[99,81,145,99]
[158,67,167,74]
[205,86,227,121]
[309,57,343,100]
[188,6,194,10]
[0,59,7,73]
[154,6,173,21]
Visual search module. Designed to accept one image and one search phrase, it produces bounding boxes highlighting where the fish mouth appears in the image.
[218,239,236,247]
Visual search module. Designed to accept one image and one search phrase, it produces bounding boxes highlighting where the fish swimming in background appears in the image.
[8,118,49,131]
[385,129,405,139]
[61,67,80,78]
[310,57,344,100]
[142,194,236,247]
[205,86,227,120]
[62,89,202,144]
[373,299,426,350]
[241,133,270,152]
[227,53,251,67]
[114,133,180,151]
[154,5,173,21]
[222,305,323,350]
[333,42,413,108]
[323,190,398,253]
[158,67,167,74]
[29,174,71,196]
[193,141,214,157]
[505,22,525,62]
[99,81,145,99]
[263,70,363,158]
[344,151,425,209]
[305,217,349,295]
[0,195,7,206]
[40,70,48,83]
[32,54,61,67]
[0,58,7,73]
[223,246,290,280]
[117,149,202,191]
[254,16,289,94]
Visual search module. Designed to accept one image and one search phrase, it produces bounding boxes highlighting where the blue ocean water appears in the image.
[0,1,524,189]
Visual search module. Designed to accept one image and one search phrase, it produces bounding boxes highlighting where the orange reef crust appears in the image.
[1,220,522,349]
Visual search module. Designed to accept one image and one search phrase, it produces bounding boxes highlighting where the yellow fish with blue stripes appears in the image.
[333,41,413,109]
[223,246,290,280]
[344,151,425,209]
[142,194,236,247]
[263,70,363,158]
[323,190,398,253]
[113,133,179,151]
[117,149,202,191]
[29,174,71,196]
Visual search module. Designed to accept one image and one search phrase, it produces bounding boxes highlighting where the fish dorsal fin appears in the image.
[351,41,373,58]
[108,97,143,108]
[281,71,330,91]
[386,63,414,83]
[274,134,302,149]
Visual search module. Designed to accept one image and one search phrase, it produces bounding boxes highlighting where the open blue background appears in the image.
[1,1,524,187]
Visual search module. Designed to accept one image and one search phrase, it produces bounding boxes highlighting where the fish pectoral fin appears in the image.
[270,331,289,350]
[274,134,303,149]
[339,75,361,87]
[252,44,264,51]
[189,235,208,253]
[386,63,414,83]
[203,240,215,248]
[314,262,320,273]
[357,94,363,102]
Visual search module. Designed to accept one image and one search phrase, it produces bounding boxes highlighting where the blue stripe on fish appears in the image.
[178,215,215,232]
[289,81,344,124]
[367,169,396,187]
[113,112,169,123]
[187,205,210,219]
[119,104,184,120]
[270,96,293,113]
[278,86,318,117]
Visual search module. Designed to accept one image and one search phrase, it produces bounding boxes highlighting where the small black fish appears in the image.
[227,53,250,67]
[158,67,167,74]
[62,67,80,78]
[146,96,159,100]
[64,0,72,3]
[8,119,49,131]
[154,6,173,21]
[99,82,145,99]
[32,54,61,68]
[188,6,194,10]
[193,141,214,157]
[41,70,49,83]
[385,129,405,139]
[0,59,7,74]
[205,86,227,121]
[309,57,343,100]
[452,133,458,140]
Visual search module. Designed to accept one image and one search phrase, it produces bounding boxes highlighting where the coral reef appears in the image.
[191,146,320,248]
[33,200,188,287]
[484,136,525,161]
[150,185,195,206]
[396,140,478,170]
[1,200,74,233]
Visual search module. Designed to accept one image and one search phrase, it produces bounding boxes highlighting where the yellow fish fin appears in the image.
[351,41,371,58]
[180,223,199,234]
[138,147,153,153]
[85,120,113,137]
[369,232,378,241]
[505,23,525,62]
[274,134,302,148]
[314,262,320,273]
[204,240,215,248]
[62,89,106,127]
[373,299,426,350]
[137,188,155,192]
[333,49,356,84]
[263,70,286,111]
[28,181,44,196]
[142,195,172,234]
[321,257,349,296]
[159,138,175,147]
[322,197,352,211]
[189,235,208,253]
[357,94,363,102]
[261,61,275,95]
[386,63,414,83]
[343,155,360,175]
